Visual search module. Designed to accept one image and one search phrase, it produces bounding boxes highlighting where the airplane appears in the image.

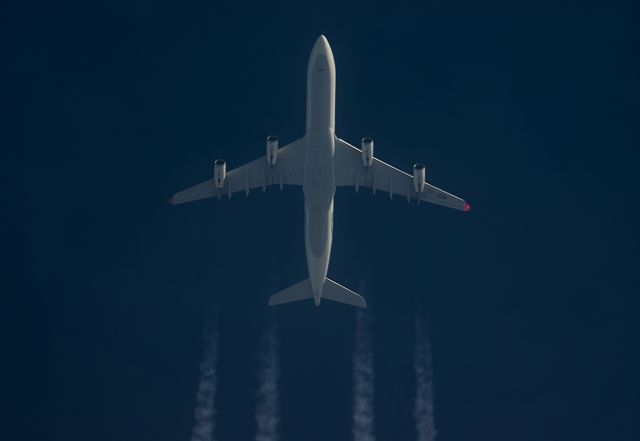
[169,35,471,309]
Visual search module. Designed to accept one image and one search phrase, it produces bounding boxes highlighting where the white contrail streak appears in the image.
[414,314,436,441]
[191,321,219,441]
[255,323,280,441]
[353,308,375,441]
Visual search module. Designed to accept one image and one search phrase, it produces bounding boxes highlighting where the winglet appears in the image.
[168,196,174,206]
[463,202,472,212]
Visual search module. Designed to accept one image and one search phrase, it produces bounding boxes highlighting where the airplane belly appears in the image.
[302,35,337,300]
[306,205,331,258]
[304,201,334,297]
[303,130,335,206]
[302,129,335,299]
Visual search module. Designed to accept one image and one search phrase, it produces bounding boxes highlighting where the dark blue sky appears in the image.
[5,1,640,441]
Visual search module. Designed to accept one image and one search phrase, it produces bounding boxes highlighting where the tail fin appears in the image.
[268,278,367,308]
[323,278,367,308]
[268,279,313,306]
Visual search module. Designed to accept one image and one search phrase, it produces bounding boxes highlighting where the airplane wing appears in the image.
[334,138,471,211]
[170,138,305,205]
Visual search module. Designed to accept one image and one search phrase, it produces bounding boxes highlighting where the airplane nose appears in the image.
[313,35,330,54]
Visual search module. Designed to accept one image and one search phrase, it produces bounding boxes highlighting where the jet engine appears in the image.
[214,159,226,188]
[413,163,426,192]
[266,135,278,165]
[361,137,374,167]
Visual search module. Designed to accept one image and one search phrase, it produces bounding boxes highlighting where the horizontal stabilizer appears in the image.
[268,278,367,308]
[268,279,313,306]
[323,278,367,308]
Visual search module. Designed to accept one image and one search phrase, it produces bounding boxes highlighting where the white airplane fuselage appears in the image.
[303,36,337,305]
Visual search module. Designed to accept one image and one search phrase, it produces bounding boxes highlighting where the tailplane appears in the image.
[268,279,314,306]
[268,278,366,308]
[323,278,367,308]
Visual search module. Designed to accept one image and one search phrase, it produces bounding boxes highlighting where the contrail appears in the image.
[414,313,436,441]
[352,308,375,441]
[190,319,219,441]
[255,322,280,441]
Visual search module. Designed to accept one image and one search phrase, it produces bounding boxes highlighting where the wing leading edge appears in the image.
[334,138,471,211]
[170,138,305,205]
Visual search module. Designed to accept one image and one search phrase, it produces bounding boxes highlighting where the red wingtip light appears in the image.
[463,202,472,212]
[168,196,174,206]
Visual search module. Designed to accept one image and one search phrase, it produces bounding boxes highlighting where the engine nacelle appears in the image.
[413,163,426,192]
[214,159,226,189]
[266,135,278,165]
[361,137,374,167]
